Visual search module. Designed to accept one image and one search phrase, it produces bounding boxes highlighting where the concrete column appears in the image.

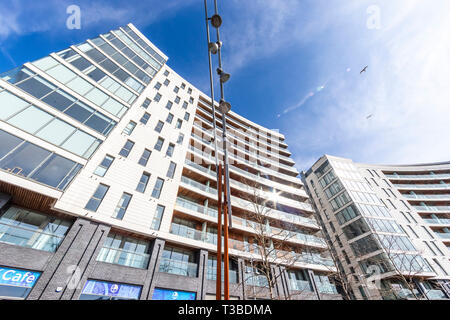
[197,249,208,300]
[143,238,166,300]
[271,265,289,299]
[27,218,111,300]
[306,269,321,300]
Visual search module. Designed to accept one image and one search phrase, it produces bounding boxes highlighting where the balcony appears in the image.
[316,282,339,294]
[426,289,448,300]
[158,257,198,278]
[386,173,450,180]
[206,268,238,283]
[413,205,450,213]
[97,247,150,269]
[394,183,450,190]
[404,194,450,201]
[289,279,312,291]
[423,218,450,226]
[437,233,450,240]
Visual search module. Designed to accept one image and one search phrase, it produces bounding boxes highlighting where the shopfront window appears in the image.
[79,279,141,300]
[0,267,41,300]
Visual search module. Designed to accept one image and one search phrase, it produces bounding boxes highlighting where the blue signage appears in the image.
[0,267,41,288]
[152,288,196,300]
[82,280,141,300]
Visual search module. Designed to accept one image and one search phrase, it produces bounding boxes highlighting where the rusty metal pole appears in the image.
[222,164,230,300]
[216,165,222,300]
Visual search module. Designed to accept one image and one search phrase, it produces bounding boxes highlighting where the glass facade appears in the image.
[0,206,71,252]
[0,130,82,190]
[159,246,197,277]
[97,233,150,269]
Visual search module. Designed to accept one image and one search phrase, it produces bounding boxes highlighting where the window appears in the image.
[175,96,180,104]
[151,178,165,199]
[163,79,170,86]
[141,98,151,109]
[154,137,164,151]
[122,121,136,135]
[164,70,169,77]
[166,143,175,157]
[175,119,182,129]
[167,161,177,178]
[166,113,174,124]
[0,206,71,253]
[154,82,162,90]
[182,101,188,109]
[187,88,192,94]
[136,172,151,193]
[165,101,173,110]
[181,83,186,89]
[94,155,114,177]
[189,97,194,104]
[151,205,165,230]
[184,112,190,121]
[177,133,185,144]
[119,140,134,157]
[154,121,164,133]
[154,93,161,102]
[85,184,109,212]
[138,149,151,166]
[140,112,150,124]
[174,86,179,93]
[79,279,142,300]
[112,193,132,220]
[97,233,150,269]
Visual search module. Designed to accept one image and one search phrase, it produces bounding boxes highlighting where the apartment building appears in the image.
[0,23,340,300]
[303,155,450,300]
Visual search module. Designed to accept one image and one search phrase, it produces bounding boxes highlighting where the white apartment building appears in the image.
[303,155,450,300]
[0,23,340,300]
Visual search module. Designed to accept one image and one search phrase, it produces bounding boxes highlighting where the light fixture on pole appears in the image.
[219,99,231,114]
[210,14,222,28]
[208,42,219,54]
[217,67,231,83]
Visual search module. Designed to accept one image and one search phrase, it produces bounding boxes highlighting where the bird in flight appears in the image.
[366,114,374,119]
[360,66,368,74]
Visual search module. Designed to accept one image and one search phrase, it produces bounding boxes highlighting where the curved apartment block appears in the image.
[0,24,340,300]
[303,155,450,300]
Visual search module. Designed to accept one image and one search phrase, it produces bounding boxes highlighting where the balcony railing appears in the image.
[404,194,450,200]
[158,257,198,277]
[97,247,150,269]
[437,233,450,239]
[423,218,450,225]
[206,268,238,283]
[413,205,450,212]
[316,282,339,294]
[394,183,450,190]
[386,173,450,180]
[0,221,66,253]
[289,279,312,292]
[426,289,448,300]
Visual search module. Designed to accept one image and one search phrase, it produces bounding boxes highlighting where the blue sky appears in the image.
[1,0,449,171]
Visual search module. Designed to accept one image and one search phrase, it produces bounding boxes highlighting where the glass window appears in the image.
[35,118,76,145]
[0,206,71,252]
[167,161,177,179]
[151,178,164,199]
[0,142,51,177]
[79,279,141,300]
[0,130,24,159]
[166,113,174,124]
[32,56,60,71]
[30,154,80,190]
[136,172,150,193]
[112,193,132,220]
[140,112,150,124]
[41,90,76,112]
[94,155,114,177]
[165,101,173,110]
[61,130,98,158]
[175,96,180,104]
[154,137,164,151]
[154,121,164,133]
[175,119,182,129]
[85,184,109,212]
[154,82,161,90]
[7,106,53,134]
[163,79,170,86]
[151,205,165,231]
[154,93,161,102]
[184,112,190,121]
[65,102,94,123]
[0,90,30,120]
[46,63,77,84]
[166,143,175,157]
[122,121,136,135]
[85,88,109,106]
[182,101,188,109]
[174,86,179,93]
[65,76,94,96]
[141,98,151,109]
[177,133,184,144]
[119,140,134,157]
[16,76,55,99]
[138,149,151,166]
